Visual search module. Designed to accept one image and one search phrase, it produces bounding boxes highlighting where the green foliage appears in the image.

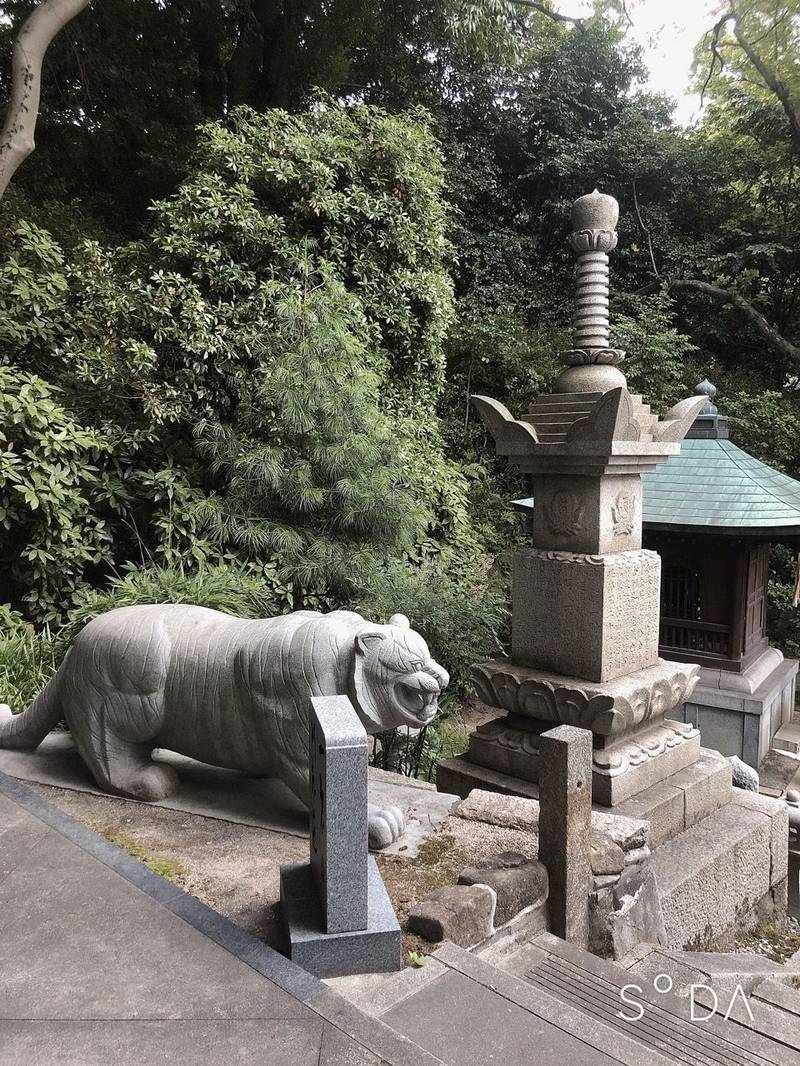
[0,621,58,709]
[370,711,469,781]
[1,101,476,617]
[612,292,699,412]
[722,390,800,475]
[361,556,508,780]
[767,545,800,661]
[194,264,422,601]
[63,563,288,635]
[0,369,116,621]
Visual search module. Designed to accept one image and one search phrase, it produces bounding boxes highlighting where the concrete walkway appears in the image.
[0,771,439,1066]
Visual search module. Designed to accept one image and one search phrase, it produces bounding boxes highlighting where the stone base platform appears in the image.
[671,647,798,769]
[614,747,733,847]
[646,789,789,950]
[438,745,734,848]
[280,857,401,979]
[438,717,701,807]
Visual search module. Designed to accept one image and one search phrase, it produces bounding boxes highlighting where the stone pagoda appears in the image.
[438,190,708,808]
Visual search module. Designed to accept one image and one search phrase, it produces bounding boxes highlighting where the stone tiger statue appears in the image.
[0,606,449,849]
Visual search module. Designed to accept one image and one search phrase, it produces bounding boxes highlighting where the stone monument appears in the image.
[280,695,402,977]
[438,189,708,808]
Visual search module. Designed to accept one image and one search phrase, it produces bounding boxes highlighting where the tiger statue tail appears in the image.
[0,660,65,750]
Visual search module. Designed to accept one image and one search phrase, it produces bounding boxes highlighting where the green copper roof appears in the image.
[641,436,800,534]
[513,437,800,538]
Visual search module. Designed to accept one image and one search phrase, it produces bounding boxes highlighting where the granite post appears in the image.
[309,695,369,933]
[538,725,592,946]
[437,189,707,808]
[280,695,401,977]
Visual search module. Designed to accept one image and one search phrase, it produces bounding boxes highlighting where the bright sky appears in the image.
[557,0,723,125]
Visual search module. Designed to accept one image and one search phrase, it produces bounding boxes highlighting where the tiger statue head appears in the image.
[350,614,450,734]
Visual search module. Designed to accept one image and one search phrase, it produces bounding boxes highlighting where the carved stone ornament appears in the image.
[472,716,700,780]
[545,491,584,537]
[611,492,636,537]
[568,228,619,255]
[472,659,700,738]
[561,347,626,367]
[592,720,700,779]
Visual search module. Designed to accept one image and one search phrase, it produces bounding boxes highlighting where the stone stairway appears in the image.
[613,748,788,950]
[347,933,800,1065]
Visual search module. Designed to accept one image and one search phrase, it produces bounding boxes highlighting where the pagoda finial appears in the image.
[555,189,626,393]
[569,189,619,351]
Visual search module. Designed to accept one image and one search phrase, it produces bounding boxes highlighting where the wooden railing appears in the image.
[659,617,731,659]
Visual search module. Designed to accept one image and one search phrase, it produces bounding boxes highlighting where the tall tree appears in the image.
[0,0,91,201]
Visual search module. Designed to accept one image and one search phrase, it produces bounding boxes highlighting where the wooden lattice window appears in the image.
[661,565,701,621]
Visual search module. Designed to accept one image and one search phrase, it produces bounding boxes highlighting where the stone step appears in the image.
[437,747,728,845]
[774,721,800,756]
[614,749,733,848]
[519,935,800,1062]
[646,792,789,950]
[526,413,594,424]
[528,392,602,406]
[326,888,549,1018]
[617,944,800,1052]
[384,936,800,1065]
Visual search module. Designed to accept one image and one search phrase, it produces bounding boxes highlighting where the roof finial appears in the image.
[694,378,718,416]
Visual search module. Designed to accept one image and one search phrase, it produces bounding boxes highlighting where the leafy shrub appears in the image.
[0,101,483,616]
[767,545,800,660]
[194,265,422,603]
[0,369,117,621]
[0,623,59,709]
[62,563,289,639]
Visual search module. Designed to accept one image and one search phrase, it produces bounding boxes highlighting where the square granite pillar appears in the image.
[280,696,401,977]
[538,725,592,946]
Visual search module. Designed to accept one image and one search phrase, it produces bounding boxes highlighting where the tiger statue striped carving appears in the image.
[0,605,449,849]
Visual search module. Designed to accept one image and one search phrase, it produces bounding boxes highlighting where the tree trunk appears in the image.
[0,0,93,202]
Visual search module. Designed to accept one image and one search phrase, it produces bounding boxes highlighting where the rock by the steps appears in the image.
[728,756,759,792]
[591,810,649,852]
[623,845,651,867]
[408,884,496,947]
[591,832,625,876]
[457,851,548,926]
[608,865,667,960]
[454,789,648,852]
[455,790,538,832]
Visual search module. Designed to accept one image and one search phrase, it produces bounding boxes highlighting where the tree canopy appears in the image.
[3,0,800,703]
